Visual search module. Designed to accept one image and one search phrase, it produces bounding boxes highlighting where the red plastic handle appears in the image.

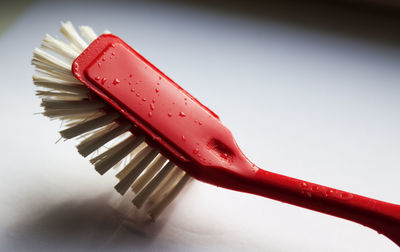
[238,168,400,246]
[72,34,400,246]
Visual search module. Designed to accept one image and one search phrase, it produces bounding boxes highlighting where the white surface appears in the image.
[0,0,399,251]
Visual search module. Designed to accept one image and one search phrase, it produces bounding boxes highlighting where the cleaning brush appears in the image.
[33,21,400,246]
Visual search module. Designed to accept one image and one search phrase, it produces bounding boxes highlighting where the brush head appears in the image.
[32,21,192,220]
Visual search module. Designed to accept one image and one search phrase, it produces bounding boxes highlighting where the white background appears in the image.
[0,0,399,251]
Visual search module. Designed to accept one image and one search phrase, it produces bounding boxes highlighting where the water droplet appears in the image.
[159,76,162,80]
[97,62,101,67]
[194,120,198,123]
[185,102,187,105]
[102,57,106,61]
[193,148,199,154]
[301,182,308,188]
[184,98,187,101]
[155,88,159,93]
[150,103,155,110]
[311,185,319,191]
[130,88,135,92]
[128,82,132,85]
[152,99,156,103]
[112,78,120,85]
[101,77,107,85]
[148,111,152,117]
[129,74,133,77]
[198,121,203,125]
[156,82,160,86]
[179,112,186,117]
[111,52,115,56]
[167,113,172,117]
[95,76,101,81]
[136,93,140,97]
[142,98,147,102]
[181,135,186,141]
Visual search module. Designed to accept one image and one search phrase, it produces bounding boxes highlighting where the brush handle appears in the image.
[248,168,400,246]
[72,34,399,245]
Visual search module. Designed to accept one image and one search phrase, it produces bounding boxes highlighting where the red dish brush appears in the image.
[32,22,400,246]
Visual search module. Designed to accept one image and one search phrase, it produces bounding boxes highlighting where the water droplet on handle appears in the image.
[112,78,120,85]
[179,112,186,117]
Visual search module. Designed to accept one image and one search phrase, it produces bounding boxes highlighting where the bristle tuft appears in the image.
[60,112,119,139]
[79,26,97,43]
[60,21,87,51]
[115,148,160,195]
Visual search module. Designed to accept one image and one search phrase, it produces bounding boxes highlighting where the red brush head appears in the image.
[72,34,257,189]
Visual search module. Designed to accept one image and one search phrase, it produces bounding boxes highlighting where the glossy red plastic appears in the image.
[72,34,400,246]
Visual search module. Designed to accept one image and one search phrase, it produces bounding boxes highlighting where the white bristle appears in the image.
[41,99,104,110]
[34,66,82,83]
[60,21,87,52]
[59,112,119,139]
[33,48,71,73]
[43,107,100,118]
[147,166,185,204]
[115,148,160,195]
[79,26,97,43]
[132,161,176,209]
[36,90,87,100]
[77,122,132,157]
[41,34,79,60]
[148,174,191,219]
[116,145,153,179]
[131,155,168,193]
[33,22,192,219]
[91,135,145,175]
